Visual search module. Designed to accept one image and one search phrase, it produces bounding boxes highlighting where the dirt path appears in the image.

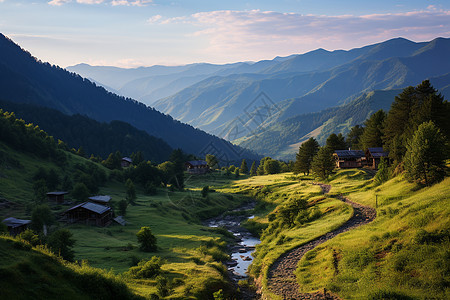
[266,183,376,300]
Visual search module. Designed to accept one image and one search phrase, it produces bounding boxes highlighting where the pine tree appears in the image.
[125,178,137,205]
[383,80,450,162]
[293,138,319,175]
[311,147,334,180]
[360,109,386,150]
[346,125,364,149]
[239,159,248,174]
[404,121,447,186]
[249,161,257,176]
[325,133,347,151]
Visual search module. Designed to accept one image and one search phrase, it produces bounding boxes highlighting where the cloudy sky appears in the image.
[0,0,449,68]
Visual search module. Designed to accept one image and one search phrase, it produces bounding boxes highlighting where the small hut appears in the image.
[47,191,69,204]
[333,150,365,168]
[365,147,389,169]
[185,160,209,174]
[2,217,31,236]
[63,202,113,227]
[88,195,111,206]
[121,157,132,168]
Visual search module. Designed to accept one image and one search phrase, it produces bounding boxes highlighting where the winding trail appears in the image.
[266,183,376,300]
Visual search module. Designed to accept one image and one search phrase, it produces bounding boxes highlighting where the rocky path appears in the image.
[266,184,376,300]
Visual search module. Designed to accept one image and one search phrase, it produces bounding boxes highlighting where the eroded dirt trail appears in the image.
[266,184,376,300]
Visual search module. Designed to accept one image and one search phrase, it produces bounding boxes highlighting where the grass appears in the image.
[0,235,142,300]
[294,171,450,299]
[216,172,355,299]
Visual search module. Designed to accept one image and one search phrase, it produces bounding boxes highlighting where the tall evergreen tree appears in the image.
[293,138,319,175]
[404,121,447,186]
[239,159,248,174]
[383,80,450,162]
[360,109,386,150]
[311,147,335,180]
[346,125,364,149]
[169,148,185,189]
[325,133,347,151]
[249,161,257,176]
[125,178,137,205]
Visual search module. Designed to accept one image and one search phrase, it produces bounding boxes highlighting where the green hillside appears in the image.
[221,170,449,299]
[0,236,142,300]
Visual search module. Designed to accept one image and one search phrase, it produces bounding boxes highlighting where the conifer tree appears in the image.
[325,133,347,151]
[239,159,248,174]
[311,147,334,180]
[293,138,319,175]
[249,161,257,176]
[404,121,447,186]
[359,109,386,150]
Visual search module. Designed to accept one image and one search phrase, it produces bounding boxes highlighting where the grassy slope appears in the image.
[217,173,355,298]
[0,235,142,300]
[294,173,450,299]
[0,143,252,299]
[71,174,251,298]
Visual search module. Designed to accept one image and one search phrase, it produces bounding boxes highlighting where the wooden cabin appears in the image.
[365,147,389,169]
[185,160,209,174]
[88,195,111,206]
[121,157,132,168]
[333,150,365,168]
[63,202,113,227]
[2,217,31,236]
[47,191,69,204]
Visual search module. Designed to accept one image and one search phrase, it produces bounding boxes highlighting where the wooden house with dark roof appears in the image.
[63,202,113,227]
[185,160,209,174]
[47,191,69,204]
[365,147,389,169]
[2,217,31,236]
[333,150,365,168]
[121,157,132,168]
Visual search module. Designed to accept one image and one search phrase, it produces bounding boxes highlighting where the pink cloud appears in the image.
[157,9,450,61]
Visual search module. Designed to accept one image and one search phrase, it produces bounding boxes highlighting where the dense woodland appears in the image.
[0,100,172,163]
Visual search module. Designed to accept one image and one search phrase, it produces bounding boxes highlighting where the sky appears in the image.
[0,0,449,68]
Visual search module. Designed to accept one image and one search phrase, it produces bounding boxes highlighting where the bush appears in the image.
[126,256,163,278]
[136,226,157,252]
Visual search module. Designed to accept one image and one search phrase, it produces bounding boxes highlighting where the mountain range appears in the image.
[69,37,450,160]
[0,33,258,164]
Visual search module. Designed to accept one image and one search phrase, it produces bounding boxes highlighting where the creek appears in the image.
[206,202,261,280]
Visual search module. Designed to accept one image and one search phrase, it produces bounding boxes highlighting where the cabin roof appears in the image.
[88,195,111,203]
[66,202,111,215]
[122,157,132,163]
[186,160,208,166]
[2,217,31,228]
[47,191,68,196]
[334,150,365,158]
[114,216,127,226]
[367,147,389,158]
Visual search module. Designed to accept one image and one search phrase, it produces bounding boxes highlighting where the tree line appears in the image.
[292,80,449,184]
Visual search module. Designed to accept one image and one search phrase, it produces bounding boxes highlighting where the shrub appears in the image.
[126,256,163,278]
[136,226,157,252]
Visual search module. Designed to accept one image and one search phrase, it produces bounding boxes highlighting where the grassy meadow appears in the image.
[294,174,450,299]
[2,138,449,299]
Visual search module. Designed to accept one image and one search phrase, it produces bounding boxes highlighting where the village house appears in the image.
[88,195,111,206]
[63,202,113,227]
[121,157,132,168]
[185,160,210,174]
[47,191,69,204]
[333,150,365,168]
[366,147,389,169]
[2,217,31,236]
